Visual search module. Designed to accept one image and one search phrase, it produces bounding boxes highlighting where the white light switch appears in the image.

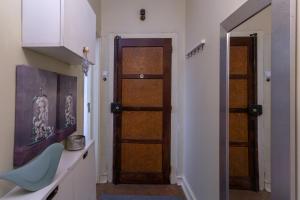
[264,70,271,82]
[102,70,109,81]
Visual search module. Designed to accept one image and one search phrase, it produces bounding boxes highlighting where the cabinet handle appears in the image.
[47,186,59,200]
[83,151,89,160]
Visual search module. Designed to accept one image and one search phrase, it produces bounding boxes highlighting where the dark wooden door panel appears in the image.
[229,37,259,191]
[122,47,164,75]
[113,37,172,184]
[122,111,163,140]
[122,79,163,107]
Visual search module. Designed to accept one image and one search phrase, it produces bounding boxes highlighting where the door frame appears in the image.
[91,38,101,183]
[84,62,92,141]
[104,33,182,184]
[219,0,296,199]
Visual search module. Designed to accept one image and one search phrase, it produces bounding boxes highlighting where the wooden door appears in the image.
[229,36,259,191]
[112,37,172,184]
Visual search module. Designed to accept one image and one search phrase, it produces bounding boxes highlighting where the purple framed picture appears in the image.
[56,75,77,141]
[14,65,77,167]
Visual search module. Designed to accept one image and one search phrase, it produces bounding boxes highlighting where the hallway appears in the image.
[0,0,296,199]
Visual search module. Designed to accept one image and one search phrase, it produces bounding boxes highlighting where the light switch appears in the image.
[102,70,109,81]
[264,70,271,82]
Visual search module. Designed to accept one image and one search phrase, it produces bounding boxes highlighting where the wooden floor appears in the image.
[97,184,186,199]
[96,184,271,200]
[230,190,271,200]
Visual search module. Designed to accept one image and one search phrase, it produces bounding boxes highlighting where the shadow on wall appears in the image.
[23,49,73,72]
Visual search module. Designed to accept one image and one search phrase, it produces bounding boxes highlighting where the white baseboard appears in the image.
[97,174,108,184]
[96,175,101,184]
[177,176,196,200]
[265,181,271,192]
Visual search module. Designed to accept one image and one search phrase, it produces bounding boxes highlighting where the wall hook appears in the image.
[186,39,206,59]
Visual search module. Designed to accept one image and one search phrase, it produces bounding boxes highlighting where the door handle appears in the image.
[111,102,122,113]
[83,151,89,160]
[248,104,263,116]
[47,186,59,200]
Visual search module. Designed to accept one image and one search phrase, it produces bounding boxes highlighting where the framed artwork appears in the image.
[14,65,77,167]
[56,75,77,141]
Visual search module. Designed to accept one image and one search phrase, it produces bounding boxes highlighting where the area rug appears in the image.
[100,194,182,200]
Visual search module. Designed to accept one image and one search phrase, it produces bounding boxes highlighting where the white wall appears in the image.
[0,0,84,197]
[183,0,247,199]
[100,0,186,183]
[232,6,272,191]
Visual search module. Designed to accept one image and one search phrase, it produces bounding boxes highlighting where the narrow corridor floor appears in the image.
[97,184,186,200]
[230,190,271,200]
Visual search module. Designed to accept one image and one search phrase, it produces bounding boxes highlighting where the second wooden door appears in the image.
[112,37,172,184]
[229,36,259,191]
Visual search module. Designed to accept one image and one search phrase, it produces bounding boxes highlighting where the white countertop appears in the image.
[1,140,95,200]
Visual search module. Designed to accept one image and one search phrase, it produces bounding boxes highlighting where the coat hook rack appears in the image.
[186,39,206,58]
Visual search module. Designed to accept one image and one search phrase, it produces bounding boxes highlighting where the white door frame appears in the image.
[84,66,92,141]
[87,38,101,183]
[103,33,182,184]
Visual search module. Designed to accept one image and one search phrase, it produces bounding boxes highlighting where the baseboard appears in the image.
[177,176,196,200]
[96,175,101,184]
[98,174,108,184]
[265,181,271,192]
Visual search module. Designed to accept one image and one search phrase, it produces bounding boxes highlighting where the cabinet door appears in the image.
[22,0,61,46]
[55,172,75,200]
[63,0,96,64]
[45,175,74,200]
[73,144,96,200]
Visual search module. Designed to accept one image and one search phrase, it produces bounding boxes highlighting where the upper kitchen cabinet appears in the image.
[22,0,96,64]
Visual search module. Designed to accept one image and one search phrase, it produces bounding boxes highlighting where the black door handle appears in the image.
[83,151,89,160]
[47,186,59,200]
[111,102,122,113]
[248,104,263,116]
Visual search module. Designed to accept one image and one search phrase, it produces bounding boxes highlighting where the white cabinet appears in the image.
[2,141,96,200]
[55,170,74,200]
[53,144,96,200]
[72,145,96,200]
[22,0,96,64]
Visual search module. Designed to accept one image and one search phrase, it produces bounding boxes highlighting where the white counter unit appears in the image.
[2,140,96,200]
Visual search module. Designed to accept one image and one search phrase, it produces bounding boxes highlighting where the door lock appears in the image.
[111,102,122,113]
[248,104,263,116]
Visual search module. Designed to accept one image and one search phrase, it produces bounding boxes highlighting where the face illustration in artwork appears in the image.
[64,95,76,128]
[32,95,54,142]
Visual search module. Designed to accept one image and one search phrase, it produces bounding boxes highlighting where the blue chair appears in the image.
[0,143,64,192]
